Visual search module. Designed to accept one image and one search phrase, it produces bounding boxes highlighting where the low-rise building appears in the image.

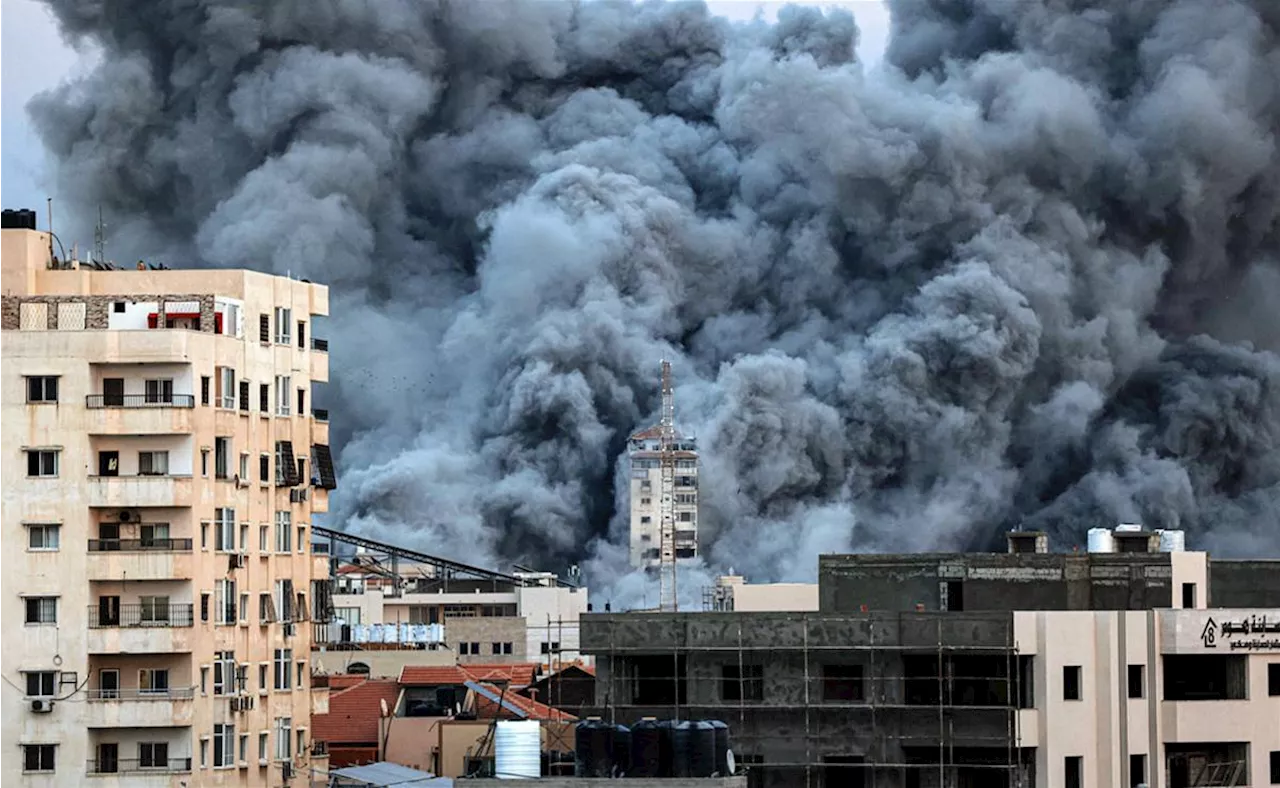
[580,527,1280,788]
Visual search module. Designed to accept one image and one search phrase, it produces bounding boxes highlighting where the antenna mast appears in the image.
[93,206,106,263]
[658,360,678,612]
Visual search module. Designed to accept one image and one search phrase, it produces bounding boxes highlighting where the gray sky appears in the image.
[1,1,888,217]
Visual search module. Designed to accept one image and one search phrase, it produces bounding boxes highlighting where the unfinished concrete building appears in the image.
[577,527,1280,788]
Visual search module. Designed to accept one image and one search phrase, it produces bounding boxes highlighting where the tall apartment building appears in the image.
[1,211,337,786]
[627,416,699,570]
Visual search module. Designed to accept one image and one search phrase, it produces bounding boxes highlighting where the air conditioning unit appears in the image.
[238,694,255,711]
[229,697,240,712]
[234,475,250,489]
[235,553,248,569]
[30,699,54,713]
[118,510,138,523]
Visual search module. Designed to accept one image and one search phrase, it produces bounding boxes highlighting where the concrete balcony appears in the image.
[310,339,329,382]
[84,687,196,727]
[87,539,195,581]
[86,756,193,781]
[312,409,330,445]
[85,395,195,435]
[86,604,195,654]
[87,475,195,509]
[1161,699,1258,743]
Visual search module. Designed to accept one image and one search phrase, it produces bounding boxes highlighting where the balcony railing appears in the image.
[88,604,194,628]
[88,538,193,552]
[86,394,195,408]
[311,741,329,756]
[313,408,329,422]
[87,757,193,775]
[86,687,196,701]
[312,337,329,352]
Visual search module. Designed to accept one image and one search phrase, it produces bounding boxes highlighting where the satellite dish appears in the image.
[726,750,736,775]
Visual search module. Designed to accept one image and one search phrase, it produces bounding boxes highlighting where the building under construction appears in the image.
[574,528,1280,788]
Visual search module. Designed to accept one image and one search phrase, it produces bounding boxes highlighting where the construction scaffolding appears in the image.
[578,612,1029,788]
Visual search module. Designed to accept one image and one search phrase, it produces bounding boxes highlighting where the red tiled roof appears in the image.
[399,665,472,686]
[327,674,368,690]
[398,663,540,687]
[311,679,400,744]
[472,682,577,722]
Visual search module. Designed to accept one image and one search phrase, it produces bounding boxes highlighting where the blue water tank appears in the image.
[706,720,731,775]
[574,719,613,778]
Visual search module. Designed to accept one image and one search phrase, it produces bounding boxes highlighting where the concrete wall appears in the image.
[2,231,332,787]
[1208,559,1280,607]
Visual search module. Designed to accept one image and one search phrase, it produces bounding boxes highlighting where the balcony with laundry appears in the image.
[88,436,195,508]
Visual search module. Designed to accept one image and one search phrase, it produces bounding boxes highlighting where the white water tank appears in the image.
[1115,523,1143,533]
[1159,529,1186,553]
[495,720,541,779]
[1087,528,1115,553]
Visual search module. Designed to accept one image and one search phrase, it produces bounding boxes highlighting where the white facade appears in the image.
[627,430,699,569]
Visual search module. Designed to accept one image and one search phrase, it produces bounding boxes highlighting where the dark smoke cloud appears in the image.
[28,0,1280,603]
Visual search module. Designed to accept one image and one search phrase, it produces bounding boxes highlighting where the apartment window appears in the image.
[213,651,235,695]
[215,579,237,624]
[144,378,174,403]
[240,523,249,551]
[259,383,269,412]
[679,511,693,522]
[201,449,209,477]
[139,741,168,769]
[200,522,209,550]
[238,733,248,765]
[258,732,268,762]
[275,511,292,553]
[199,737,208,768]
[259,525,269,553]
[259,313,270,343]
[238,380,250,411]
[26,449,59,477]
[297,320,306,348]
[25,671,56,697]
[1271,750,1280,784]
[27,524,60,551]
[213,723,235,768]
[1182,583,1197,608]
[274,649,293,690]
[24,596,57,624]
[1065,756,1082,788]
[214,437,231,479]
[822,664,865,702]
[640,516,651,524]
[138,450,169,475]
[1128,664,1145,699]
[275,375,291,415]
[1130,753,1147,787]
[296,661,304,688]
[722,664,764,702]
[275,717,292,760]
[274,307,292,344]
[240,593,249,623]
[259,454,270,483]
[460,642,470,655]
[1063,665,1082,701]
[22,744,55,773]
[502,642,513,655]
[200,666,209,694]
[201,375,211,405]
[259,663,269,691]
[640,497,651,505]
[201,593,210,622]
[275,579,294,622]
[140,667,170,693]
[139,596,171,624]
[297,526,306,553]
[26,376,58,403]
[214,508,236,551]
[217,366,236,408]
[297,387,305,416]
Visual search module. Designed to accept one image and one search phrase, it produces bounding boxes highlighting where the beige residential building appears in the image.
[2,214,335,786]
[703,574,820,612]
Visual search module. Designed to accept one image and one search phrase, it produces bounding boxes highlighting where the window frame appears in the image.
[22,743,56,773]
[26,449,60,478]
[27,523,60,551]
[24,596,58,625]
[25,375,59,403]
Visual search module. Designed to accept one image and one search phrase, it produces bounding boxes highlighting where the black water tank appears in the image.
[612,724,632,777]
[707,720,731,775]
[629,718,669,778]
[1,209,37,230]
[673,721,716,778]
[574,719,613,778]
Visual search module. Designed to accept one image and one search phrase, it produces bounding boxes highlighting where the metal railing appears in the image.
[86,687,196,701]
[88,538,193,552]
[87,604,194,628]
[312,408,329,422]
[86,394,195,408]
[86,757,192,775]
[312,337,329,352]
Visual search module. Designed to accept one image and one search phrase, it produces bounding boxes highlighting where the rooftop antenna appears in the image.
[658,359,678,613]
[46,198,55,264]
[93,206,106,264]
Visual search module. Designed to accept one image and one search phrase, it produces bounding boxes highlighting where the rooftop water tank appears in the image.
[630,718,671,778]
[673,721,717,778]
[1115,523,1144,533]
[575,719,612,778]
[495,720,541,779]
[1158,529,1186,553]
[707,720,731,775]
[1087,528,1115,553]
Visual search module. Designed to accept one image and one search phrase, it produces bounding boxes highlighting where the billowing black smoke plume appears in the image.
[29,0,1280,604]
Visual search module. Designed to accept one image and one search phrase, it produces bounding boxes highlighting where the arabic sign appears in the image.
[1163,609,1280,654]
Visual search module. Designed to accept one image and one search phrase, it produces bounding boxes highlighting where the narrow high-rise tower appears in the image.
[627,363,699,594]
